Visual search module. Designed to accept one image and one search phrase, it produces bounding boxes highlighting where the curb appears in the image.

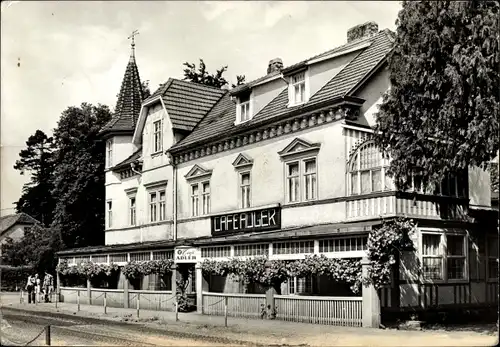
[1,305,291,347]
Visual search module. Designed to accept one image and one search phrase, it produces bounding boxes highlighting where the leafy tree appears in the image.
[141,80,151,99]
[1,224,62,275]
[232,75,246,88]
[183,59,246,89]
[490,161,499,192]
[374,0,499,189]
[50,103,112,248]
[13,130,56,226]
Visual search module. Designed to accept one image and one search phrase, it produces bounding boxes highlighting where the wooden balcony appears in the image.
[346,191,469,221]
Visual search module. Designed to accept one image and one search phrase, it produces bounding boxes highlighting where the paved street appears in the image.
[1,292,498,347]
[1,308,234,346]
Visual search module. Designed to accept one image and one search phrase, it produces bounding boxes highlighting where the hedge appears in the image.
[0,265,34,291]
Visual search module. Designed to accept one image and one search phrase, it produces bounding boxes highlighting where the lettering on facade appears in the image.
[211,207,281,236]
[174,247,199,263]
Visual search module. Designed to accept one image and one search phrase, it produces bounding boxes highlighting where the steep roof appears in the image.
[144,79,227,132]
[170,30,394,152]
[100,49,144,137]
[0,213,39,236]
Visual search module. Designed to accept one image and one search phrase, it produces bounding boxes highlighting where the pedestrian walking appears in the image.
[43,271,54,303]
[25,274,36,304]
[34,274,41,303]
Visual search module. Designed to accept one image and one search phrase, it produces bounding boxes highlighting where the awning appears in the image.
[56,239,177,256]
[188,220,383,246]
[56,220,383,256]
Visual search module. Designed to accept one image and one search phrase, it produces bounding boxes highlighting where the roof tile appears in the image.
[101,54,144,134]
[170,31,393,151]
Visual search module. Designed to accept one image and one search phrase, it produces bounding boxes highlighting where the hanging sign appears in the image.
[174,247,200,263]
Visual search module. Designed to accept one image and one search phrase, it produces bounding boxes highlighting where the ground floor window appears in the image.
[147,274,172,291]
[288,276,313,295]
[421,231,467,282]
[488,236,499,280]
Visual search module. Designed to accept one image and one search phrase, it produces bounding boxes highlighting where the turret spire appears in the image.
[99,31,144,136]
[128,30,139,61]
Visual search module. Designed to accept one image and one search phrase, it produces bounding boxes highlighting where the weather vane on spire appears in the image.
[128,30,139,58]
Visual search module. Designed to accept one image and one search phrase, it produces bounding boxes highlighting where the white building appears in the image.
[57,22,498,325]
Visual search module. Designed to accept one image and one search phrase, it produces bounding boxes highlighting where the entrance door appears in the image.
[176,263,197,310]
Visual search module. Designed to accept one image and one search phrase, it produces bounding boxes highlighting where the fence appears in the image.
[202,292,266,319]
[275,295,362,327]
[201,292,362,327]
[89,288,125,308]
[129,290,176,311]
[59,287,175,311]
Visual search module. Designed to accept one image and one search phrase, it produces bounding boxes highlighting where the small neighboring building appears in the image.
[0,213,39,244]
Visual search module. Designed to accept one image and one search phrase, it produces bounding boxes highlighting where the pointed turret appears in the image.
[100,33,144,137]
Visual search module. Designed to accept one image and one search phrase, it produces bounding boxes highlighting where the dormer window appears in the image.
[236,91,252,124]
[288,70,309,107]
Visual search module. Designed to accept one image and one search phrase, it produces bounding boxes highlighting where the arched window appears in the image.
[348,141,392,195]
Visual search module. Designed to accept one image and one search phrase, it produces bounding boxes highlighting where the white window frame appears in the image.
[148,189,166,223]
[348,141,391,196]
[191,183,200,217]
[288,70,310,107]
[286,161,300,203]
[420,230,468,283]
[240,101,250,122]
[153,120,163,154]
[236,93,252,124]
[159,190,166,221]
[285,157,318,203]
[106,139,113,168]
[106,200,112,228]
[288,275,313,295]
[149,191,158,222]
[202,181,211,215]
[129,196,136,226]
[239,171,252,209]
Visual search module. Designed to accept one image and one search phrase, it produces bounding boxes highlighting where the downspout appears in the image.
[173,162,178,242]
[167,152,178,242]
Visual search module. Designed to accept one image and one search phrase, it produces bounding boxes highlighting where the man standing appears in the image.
[25,274,35,304]
[43,271,54,303]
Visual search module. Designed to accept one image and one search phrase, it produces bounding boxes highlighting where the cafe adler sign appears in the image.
[174,247,200,263]
[211,206,281,236]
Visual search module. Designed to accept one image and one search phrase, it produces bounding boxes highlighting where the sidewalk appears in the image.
[1,292,497,346]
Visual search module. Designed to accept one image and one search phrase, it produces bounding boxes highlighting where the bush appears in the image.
[0,265,34,291]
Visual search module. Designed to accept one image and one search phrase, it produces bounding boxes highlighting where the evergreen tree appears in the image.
[13,130,56,226]
[374,0,499,189]
[51,103,112,248]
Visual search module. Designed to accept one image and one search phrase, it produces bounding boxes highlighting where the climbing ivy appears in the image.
[201,218,417,293]
[121,259,174,280]
[365,217,416,290]
[56,259,119,278]
[201,255,362,293]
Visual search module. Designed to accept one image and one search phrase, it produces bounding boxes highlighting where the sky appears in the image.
[0,1,402,217]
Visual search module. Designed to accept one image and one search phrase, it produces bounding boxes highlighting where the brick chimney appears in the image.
[267,58,283,74]
[347,21,379,43]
